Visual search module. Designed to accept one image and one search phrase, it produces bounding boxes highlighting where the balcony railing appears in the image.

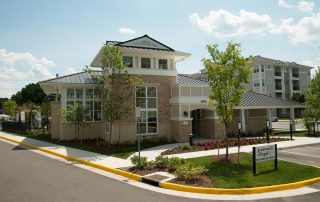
[275,71,281,77]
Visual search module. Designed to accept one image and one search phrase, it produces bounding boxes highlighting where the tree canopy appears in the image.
[11,83,46,105]
[304,68,320,130]
[3,100,17,117]
[203,41,251,158]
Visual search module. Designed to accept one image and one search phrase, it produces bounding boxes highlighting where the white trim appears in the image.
[127,68,177,76]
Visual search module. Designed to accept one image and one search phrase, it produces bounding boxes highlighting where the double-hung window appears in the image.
[123,56,133,68]
[141,58,151,69]
[66,88,101,121]
[158,59,168,70]
[136,86,157,134]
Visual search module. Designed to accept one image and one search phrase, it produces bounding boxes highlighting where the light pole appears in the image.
[266,120,270,143]
[237,121,241,163]
[290,118,293,140]
[313,118,316,137]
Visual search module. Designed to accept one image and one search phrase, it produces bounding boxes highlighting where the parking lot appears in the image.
[278,143,320,167]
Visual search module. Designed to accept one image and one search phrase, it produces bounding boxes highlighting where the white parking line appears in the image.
[280,150,320,159]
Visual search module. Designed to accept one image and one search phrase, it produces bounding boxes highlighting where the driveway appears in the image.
[278,143,320,167]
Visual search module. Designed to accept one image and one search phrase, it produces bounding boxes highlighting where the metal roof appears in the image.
[177,74,209,85]
[238,91,304,109]
[39,71,102,84]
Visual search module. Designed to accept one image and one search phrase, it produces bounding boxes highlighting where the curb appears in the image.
[160,177,320,194]
[0,135,141,182]
[1,134,319,195]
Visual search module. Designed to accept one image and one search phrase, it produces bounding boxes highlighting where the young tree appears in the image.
[59,103,91,144]
[86,44,142,147]
[3,100,17,117]
[23,102,39,134]
[40,101,51,133]
[304,67,320,134]
[202,41,251,159]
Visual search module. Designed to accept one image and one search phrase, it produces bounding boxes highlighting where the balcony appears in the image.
[275,79,282,90]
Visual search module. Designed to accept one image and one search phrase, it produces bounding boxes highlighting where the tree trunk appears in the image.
[225,124,229,160]
[108,122,113,147]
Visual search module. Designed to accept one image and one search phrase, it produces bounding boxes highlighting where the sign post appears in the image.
[253,144,277,175]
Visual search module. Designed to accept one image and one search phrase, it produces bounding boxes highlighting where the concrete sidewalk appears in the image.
[131,136,320,160]
[0,132,133,168]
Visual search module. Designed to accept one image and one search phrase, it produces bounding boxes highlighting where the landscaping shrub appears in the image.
[155,156,169,169]
[130,154,148,169]
[174,162,208,182]
[168,157,185,170]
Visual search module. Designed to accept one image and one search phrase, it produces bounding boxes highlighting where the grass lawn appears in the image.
[8,131,158,159]
[275,131,320,137]
[186,153,320,188]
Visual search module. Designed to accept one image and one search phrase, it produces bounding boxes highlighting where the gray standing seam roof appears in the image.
[177,74,209,85]
[239,91,303,107]
[39,71,102,84]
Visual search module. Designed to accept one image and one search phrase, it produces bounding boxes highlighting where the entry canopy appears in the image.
[236,91,304,109]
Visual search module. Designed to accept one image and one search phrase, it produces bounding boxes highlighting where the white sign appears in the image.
[135,107,141,118]
[255,145,276,162]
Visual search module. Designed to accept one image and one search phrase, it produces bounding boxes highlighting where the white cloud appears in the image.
[119,27,136,34]
[298,0,314,12]
[189,9,273,37]
[270,13,320,44]
[65,67,77,74]
[278,0,294,9]
[0,48,56,97]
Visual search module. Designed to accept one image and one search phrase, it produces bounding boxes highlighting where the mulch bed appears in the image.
[161,137,290,155]
[169,175,213,188]
[213,153,242,163]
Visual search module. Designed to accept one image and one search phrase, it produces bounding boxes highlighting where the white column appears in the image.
[267,108,273,129]
[290,108,296,131]
[289,67,293,98]
[241,109,246,132]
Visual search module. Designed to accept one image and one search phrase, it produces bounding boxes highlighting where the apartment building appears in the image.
[196,55,313,117]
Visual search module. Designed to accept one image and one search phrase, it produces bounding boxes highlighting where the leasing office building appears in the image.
[40,35,304,143]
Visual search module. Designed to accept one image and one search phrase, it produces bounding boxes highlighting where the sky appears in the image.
[0,0,320,98]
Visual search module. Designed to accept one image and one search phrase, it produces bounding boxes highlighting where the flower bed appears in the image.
[161,137,290,155]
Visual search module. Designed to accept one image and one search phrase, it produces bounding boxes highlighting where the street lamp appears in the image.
[266,120,270,143]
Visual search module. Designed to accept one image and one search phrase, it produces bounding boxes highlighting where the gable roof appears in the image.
[107,35,175,52]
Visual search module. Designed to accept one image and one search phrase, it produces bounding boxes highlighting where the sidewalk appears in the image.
[0,131,133,168]
[131,136,320,160]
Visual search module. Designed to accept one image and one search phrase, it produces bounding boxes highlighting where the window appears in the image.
[261,65,264,72]
[123,56,133,68]
[274,66,281,76]
[292,68,299,78]
[254,79,260,87]
[141,58,151,69]
[158,59,168,70]
[268,65,271,69]
[253,67,259,73]
[136,86,157,134]
[66,88,101,121]
[275,79,282,90]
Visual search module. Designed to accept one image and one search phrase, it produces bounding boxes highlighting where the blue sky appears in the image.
[0,0,319,97]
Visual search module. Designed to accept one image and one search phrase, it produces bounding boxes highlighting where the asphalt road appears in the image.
[0,140,319,202]
[278,143,320,167]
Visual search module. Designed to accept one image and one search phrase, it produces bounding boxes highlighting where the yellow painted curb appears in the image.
[160,177,320,194]
[0,135,141,182]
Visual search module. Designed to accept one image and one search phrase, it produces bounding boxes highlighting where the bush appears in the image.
[168,157,185,170]
[130,155,148,169]
[174,163,208,182]
[155,156,169,169]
